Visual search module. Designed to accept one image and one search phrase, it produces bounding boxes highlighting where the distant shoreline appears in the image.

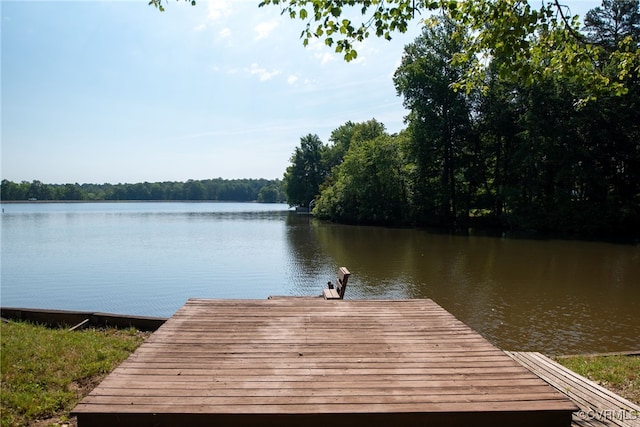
[0,200,281,204]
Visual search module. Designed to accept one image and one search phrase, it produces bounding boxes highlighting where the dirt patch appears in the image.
[30,416,77,427]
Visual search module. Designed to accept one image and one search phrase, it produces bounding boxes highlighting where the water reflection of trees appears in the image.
[283,213,337,296]
[287,218,640,354]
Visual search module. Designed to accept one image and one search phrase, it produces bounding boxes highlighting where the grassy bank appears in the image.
[0,320,149,427]
[556,353,640,405]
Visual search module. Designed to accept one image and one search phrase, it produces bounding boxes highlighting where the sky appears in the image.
[1,0,599,184]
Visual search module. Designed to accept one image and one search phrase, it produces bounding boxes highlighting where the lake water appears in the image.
[1,202,639,355]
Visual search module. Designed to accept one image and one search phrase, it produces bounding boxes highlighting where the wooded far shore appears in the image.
[0,178,285,204]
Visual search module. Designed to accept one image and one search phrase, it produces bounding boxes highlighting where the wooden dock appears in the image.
[506,351,640,427]
[73,298,577,427]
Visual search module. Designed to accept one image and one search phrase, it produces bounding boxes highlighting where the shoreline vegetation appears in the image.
[1,319,638,427]
[276,2,640,241]
[0,178,286,204]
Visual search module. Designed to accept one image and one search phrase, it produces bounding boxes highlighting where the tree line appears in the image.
[0,179,285,203]
[283,0,640,239]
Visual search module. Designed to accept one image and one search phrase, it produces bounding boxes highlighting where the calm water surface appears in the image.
[1,202,638,354]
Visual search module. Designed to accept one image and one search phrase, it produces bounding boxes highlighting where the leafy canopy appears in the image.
[255,0,639,98]
[150,0,639,98]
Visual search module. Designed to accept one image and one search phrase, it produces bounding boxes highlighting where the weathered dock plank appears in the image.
[0,307,167,331]
[73,299,577,427]
[506,351,640,427]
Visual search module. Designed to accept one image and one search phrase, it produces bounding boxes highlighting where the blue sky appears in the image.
[2,0,598,184]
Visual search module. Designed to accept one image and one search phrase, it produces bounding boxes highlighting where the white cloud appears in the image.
[306,38,338,65]
[315,52,336,65]
[351,55,365,65]
[254,20,279,41]
[306,37,323,51]
[207,0,232,22]
[192,1,232,32]
[283,74,318,90]
[248,63,280,81]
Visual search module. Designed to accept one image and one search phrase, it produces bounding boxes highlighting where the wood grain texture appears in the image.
[73,299,577,427]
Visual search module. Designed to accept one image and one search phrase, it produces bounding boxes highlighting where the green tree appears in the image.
[60,184,86,201]
[26,180,55,200]
[474,62,524,226]
[325,121,357,170]
[1,180,29,200]
[257,184,281,203]
[393,15,476,226]
[283,134,328,207]
[315,132,410,225]
[324,119,388,174]
[126,182,151,200]
[470,0,640,235]
[583,0,640,49]
[184,180,206,200]
[149,183,166,200]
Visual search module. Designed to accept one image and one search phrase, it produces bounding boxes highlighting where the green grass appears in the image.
[1,321,148,427]
[557,354,640,405]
